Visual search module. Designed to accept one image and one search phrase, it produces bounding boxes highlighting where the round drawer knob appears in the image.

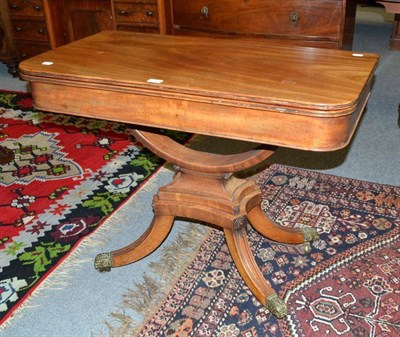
[118,10,128,16]
[146,10,153,17]
[38,28,46,34]
[11,4,18,9]
[33,5,41,11]
[200,6,209,20]
[15,26,22,32]
[289,11,300,23]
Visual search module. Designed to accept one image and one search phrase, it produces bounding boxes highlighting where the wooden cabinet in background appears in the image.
[0,0,170,75]
[172,0,354,49]
[1,0,52,75]
[8,0,51,63]
[0,0,19,75]
[377,0,400,50]
[45,0,114,47]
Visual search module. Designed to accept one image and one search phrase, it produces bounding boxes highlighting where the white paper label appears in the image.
[147,78,164,84]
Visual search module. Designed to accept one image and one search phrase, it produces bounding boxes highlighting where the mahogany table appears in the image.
[19,31,379,318]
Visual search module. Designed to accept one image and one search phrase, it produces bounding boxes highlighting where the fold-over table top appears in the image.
[20,31,379,117]
[19,31,380,151]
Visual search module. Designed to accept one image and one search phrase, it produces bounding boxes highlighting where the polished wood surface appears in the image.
[19,31,378,318]
[20,31,378,151]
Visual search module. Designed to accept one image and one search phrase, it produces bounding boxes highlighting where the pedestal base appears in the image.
[94,129,319,318]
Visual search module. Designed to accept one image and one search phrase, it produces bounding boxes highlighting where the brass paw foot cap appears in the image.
[266,293,288,319]
[94,252,113,272]
[301,227,319,242]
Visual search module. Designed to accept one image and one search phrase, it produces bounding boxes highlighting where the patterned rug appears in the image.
[104,165,400,337]
[0,90,188,326]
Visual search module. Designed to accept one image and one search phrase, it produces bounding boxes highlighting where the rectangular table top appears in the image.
[19,31,379,151]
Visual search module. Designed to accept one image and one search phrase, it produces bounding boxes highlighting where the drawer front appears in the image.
[12,19,48,41]
[16,41,49,59]
[8,0,45,18]
[173,0,343,38]
[114,2,158,24]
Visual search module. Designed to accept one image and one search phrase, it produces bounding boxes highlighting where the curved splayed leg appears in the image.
[224,226,288,318]
[247,205,319,247]
[94,215,174,272]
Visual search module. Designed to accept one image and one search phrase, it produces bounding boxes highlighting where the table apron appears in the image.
[30,81,370,151]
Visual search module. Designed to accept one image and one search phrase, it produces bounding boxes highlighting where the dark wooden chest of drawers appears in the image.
[7,0,51,61]
[172,0,350,49]
[0,0,18,74]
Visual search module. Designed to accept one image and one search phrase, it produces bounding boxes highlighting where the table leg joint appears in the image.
[233,215,248,230]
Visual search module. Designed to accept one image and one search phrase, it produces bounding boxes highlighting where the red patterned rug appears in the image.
[0,90,188,326]
[107,164,400,337]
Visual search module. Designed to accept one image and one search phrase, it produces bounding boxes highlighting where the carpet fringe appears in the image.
[98,222,212,337]
[0,167,173,332]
